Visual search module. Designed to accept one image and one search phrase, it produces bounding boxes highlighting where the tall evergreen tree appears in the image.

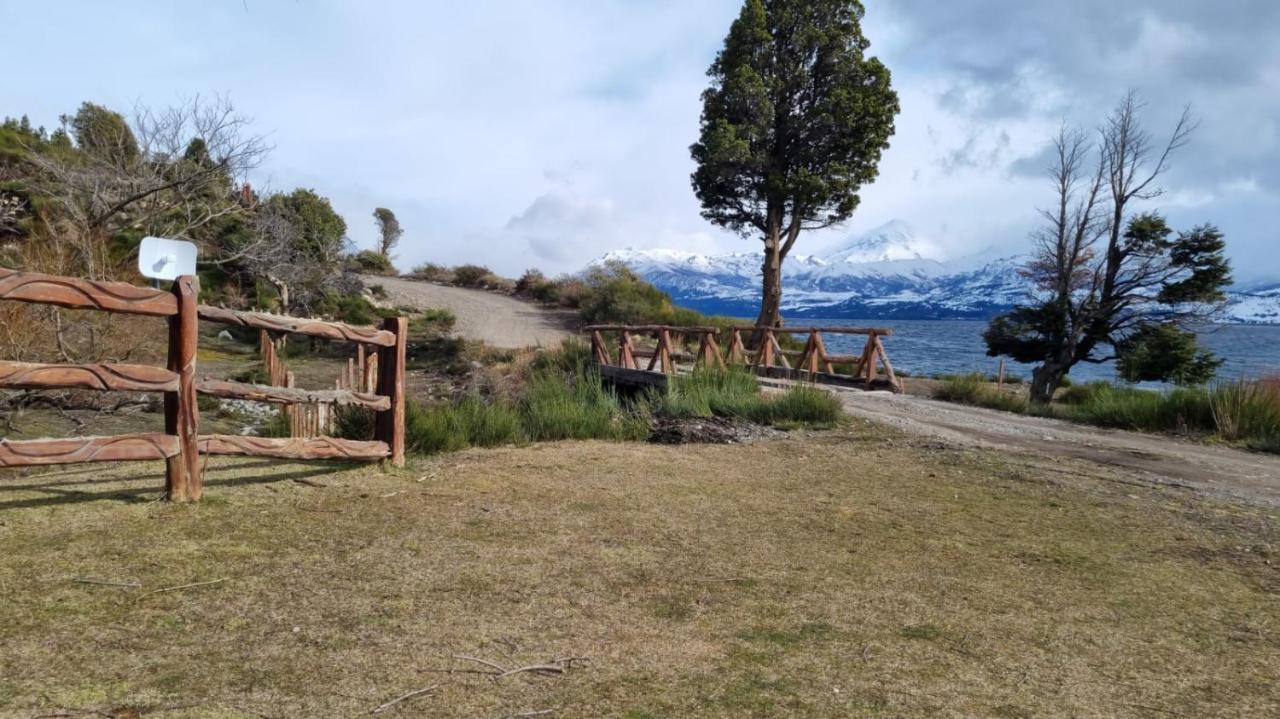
[691,0,898,327]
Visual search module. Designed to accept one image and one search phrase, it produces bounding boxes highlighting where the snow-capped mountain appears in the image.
[591,221,1280,324]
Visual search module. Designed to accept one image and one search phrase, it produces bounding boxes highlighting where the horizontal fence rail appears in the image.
[0,268,178,317]
[0,361,179,393]
[585,324,903,393]
[0,434,180,467]
[198,305,397,346]
[0,269,407,501]
[196,379,391,411]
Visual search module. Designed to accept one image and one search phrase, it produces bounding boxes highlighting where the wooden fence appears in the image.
[585,324,902,393]
[0,268,407,501]
[255,329,380,438]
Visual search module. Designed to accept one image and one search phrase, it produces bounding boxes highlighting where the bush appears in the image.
[514,269,562,303]
[933,373,1028,414]
[749,385,843,427]
[352,250,396,276]
[656,367,843,428]
[1209,380,1280,443]
[452,264,501,288]
[933,373,984,404]
[409,263,454,283]
[658,367,762,419]
[555,279,585,308]
[403,396,525,455]
[521,368,648,441]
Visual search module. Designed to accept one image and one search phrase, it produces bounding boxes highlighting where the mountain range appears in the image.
[591,220,1280,324]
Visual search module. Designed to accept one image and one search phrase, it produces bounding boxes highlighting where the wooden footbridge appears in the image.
[585,324,902,392]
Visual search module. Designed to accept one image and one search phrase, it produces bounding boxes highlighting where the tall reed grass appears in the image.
[933,373,1280,452]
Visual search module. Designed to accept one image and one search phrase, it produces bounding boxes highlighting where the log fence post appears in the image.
[164,275,200,501]
[374,316,407,467]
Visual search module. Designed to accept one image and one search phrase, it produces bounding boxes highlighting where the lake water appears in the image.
[801,320,1280,383]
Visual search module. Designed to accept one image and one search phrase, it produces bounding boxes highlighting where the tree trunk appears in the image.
[1029,362,1068,404]
[755,240,783,328]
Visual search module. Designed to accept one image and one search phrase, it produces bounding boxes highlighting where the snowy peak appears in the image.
[821,220,944,264]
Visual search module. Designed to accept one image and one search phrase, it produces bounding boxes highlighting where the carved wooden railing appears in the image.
[585,324,902,393]
[0,268,407,502]
[248,327,381,438]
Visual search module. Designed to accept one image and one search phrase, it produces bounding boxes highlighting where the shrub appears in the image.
[352,250,396,276]
[521,368,648,441]
[409,263,454,283]
[452,264,500,288]
[555,279,585,308]
[933,373,984,403]
[578,261,680,325]
[334,405,376,441]
[932,373,1028,414]
[403,396,525,455]
[415,308,457,334]
[750,385,843,427]
[1209,380,1280,442]
[658,367,762,419]
[529,338,594,375]
[656,367,843,428]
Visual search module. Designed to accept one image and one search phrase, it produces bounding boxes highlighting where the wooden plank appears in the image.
[875,336,901,392]
[619,331,636,370]
[198,435,390,460]
[198,305,396,347]
[0,433,179,468]
[196,379,391,410]
[0,268,178,317]
[374,316,407,467]
[165,275,201,501]
[731,325,894,336]
[0,361,177,393]
[599,364,669,389]
[582,324,721,333]
[591,330,612,365]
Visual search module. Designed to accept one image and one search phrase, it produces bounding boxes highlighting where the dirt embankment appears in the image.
[366,275,577,349]
[837,389,1280,507]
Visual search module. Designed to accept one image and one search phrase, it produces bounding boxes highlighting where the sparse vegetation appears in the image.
[2,429,1276,717]
[934,373,1280,451]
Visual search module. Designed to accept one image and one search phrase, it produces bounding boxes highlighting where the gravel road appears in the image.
[838,389,1280,507]
[369,274,1279,505]
[367,276,576,349]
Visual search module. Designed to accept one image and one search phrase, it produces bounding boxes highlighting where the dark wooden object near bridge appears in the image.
[0,269,409,500]
[585,324,902,393]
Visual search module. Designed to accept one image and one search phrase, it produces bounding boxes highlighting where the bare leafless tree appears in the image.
[23,95,271,280]
[987,92,1227,402]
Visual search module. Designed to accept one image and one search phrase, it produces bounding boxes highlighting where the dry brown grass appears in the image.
[0,424,1277,718]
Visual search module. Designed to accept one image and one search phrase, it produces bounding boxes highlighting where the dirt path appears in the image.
[367,275,576,348]
[835,389,1280,507]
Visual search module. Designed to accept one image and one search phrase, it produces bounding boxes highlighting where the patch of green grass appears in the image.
[404,396,525,455]
[737,622,836,646]
[521,367,649,442]
[899,623,943,641]
[657,368,843,428]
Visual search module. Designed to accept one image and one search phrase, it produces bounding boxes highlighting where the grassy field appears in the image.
[1,421,1277,717]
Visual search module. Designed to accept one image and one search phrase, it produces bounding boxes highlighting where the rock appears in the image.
[217,330,233,341]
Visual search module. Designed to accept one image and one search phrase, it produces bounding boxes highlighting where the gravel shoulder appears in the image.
[367,275,577,349]
[836,388,1280,507]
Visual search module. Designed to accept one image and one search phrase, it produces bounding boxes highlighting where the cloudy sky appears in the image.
[4,1,1278,281]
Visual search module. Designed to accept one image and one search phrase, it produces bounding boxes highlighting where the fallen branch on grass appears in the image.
[443,654,588,680]
[72,577,142,588]
[370,684,439,714]
[136,577,228,599]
